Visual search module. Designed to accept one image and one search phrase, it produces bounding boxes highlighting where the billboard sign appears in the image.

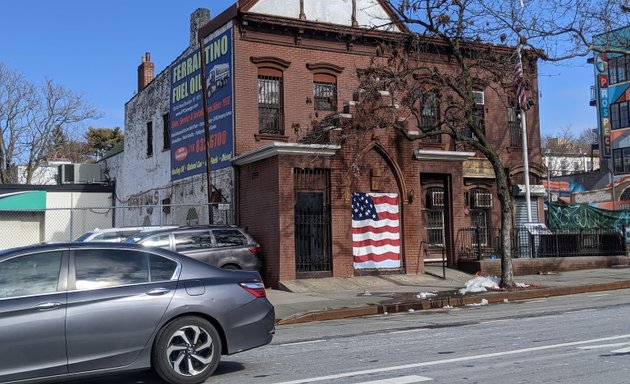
[169,25,233,181]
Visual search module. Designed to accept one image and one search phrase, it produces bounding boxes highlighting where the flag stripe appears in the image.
[351,192,401,269]
[354,252,401,263]
[352,245,401,257]
[370,194,399,206]
[353,238,401,248]
[352,223,400,233]
[354,259,401,269]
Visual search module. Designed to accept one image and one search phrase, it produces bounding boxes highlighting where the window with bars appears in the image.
[461,91,485,139]
[472,103,485,134]
[469,188,491,246]
[425,187,445,247]
[258,70,283,135]
[508,106,522,147]
[162,113,170,150]
[146,121,153,158]
[313,73,337,111]
[420,93,441,143]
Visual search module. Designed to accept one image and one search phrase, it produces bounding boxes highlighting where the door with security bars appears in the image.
[469,188,493,247]
[422,174,454,267]
[294,169,332,277]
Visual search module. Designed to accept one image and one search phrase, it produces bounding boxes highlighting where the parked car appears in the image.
[126,225,263,271]
[0,242,274,384]
[73,226,178,243]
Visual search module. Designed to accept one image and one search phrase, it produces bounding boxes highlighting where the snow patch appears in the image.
[459,276,501,295]
[466,298,490,307]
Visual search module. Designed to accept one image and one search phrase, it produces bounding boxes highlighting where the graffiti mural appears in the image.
[548,202,630,242]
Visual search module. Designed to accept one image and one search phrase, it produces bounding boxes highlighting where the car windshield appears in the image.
[73,232,95,242]
[124,232,153,243]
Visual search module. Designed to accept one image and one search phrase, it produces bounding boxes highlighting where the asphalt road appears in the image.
[67,288,630,384]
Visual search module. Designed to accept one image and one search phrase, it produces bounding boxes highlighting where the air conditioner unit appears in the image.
[430,191,444,208]
[472,192,492,208]
[58,164,75,184]
[473,91,485,105]
[58,164,105,184]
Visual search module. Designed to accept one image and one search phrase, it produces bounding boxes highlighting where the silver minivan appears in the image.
[126,225,263,271]
[73,226,178,243]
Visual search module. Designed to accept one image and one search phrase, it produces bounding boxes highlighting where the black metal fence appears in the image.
[457,226,627,260]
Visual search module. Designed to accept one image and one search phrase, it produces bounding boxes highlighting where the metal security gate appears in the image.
[294,169,332,277]
[514,197,540,257]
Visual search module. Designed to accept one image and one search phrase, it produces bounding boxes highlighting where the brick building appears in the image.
[108,0,544,287]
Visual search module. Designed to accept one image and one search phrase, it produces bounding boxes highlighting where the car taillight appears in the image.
[249,246,261,254]
[239,280,266,298]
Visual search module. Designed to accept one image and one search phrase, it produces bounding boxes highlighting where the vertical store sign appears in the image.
[595,52,611,158]
[169,25,234,181]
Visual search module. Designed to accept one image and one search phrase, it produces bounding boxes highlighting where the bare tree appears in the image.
[0,63,100,184]
[0,63,36,183]
[334,0,630,287]
[542,126,594,155]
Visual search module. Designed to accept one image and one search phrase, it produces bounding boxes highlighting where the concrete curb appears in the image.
[276,280,630,325]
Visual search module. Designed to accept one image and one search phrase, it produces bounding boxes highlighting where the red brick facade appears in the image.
[203,7,544,287]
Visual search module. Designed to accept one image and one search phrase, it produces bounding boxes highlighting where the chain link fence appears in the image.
[0,203,233,250]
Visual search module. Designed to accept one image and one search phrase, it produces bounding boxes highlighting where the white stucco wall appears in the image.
[115,11,235,227]
[249,0,401,31]
[0,212,43,249]
[45,191,114,242]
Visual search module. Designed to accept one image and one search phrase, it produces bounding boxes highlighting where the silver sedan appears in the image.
[0,242,275,384]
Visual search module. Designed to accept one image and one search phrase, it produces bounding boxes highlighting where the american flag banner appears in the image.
[351,192,401,269]
[514,46,528,111]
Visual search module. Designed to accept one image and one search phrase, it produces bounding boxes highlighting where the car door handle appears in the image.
[146,288,171,296]
[35,302,63,310]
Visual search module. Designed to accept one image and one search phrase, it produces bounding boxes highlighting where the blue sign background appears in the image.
[169,26,233,181]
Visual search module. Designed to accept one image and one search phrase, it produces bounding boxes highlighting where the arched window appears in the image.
[258,67,284,135]
[472,90,485,134]
[252,56,290,136]
[508,105,521,147]
[420,92,440,143]
[313,73,337,111]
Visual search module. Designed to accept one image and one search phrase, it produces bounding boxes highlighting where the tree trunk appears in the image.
[499,201,515,288]
[494,164,515,288]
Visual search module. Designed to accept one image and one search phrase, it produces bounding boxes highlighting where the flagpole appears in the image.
[520,109,533,222]
[515,1,532,223]
[516,45,532,222]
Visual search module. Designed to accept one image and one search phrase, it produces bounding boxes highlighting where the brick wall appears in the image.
[238,156,281,285]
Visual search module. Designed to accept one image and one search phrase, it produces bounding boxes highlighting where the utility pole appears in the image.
[199,35,214,224]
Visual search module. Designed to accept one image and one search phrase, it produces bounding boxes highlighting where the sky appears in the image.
[0,0,597,139]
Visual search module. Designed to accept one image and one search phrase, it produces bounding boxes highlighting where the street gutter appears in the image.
[276,280,630,325]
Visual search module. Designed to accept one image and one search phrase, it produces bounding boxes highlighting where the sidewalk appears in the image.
[267,265,630,325]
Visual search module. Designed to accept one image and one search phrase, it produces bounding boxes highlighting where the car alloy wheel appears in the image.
[153,316,222,384]
[167,325,214,376]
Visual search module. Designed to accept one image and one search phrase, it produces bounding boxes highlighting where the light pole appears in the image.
[545,150,551,207]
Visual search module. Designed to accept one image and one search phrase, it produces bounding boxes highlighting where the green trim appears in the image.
[0,191,46,211]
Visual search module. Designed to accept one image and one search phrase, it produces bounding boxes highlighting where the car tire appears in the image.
[221,264,241,270]
[152,316,222,384]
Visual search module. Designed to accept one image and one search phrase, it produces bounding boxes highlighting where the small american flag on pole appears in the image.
[514,46,528,111]
[351,192,400,269]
